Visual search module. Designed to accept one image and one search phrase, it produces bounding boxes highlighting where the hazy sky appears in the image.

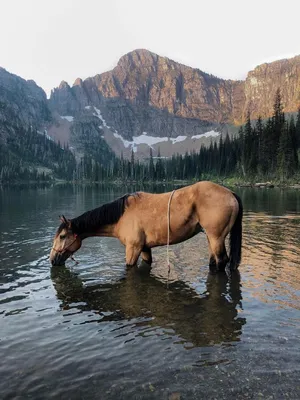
[1,0,299,96]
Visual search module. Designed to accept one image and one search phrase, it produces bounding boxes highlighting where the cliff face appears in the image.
[244,56,300,119]
[0,67,50,140]
[49,50,300,143]
[49,49,229,141]
[86,50,240,123]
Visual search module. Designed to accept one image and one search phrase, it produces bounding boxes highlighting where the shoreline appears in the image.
[1,178,300,189]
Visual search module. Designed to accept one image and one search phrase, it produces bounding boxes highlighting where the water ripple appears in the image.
[1,186,300,399]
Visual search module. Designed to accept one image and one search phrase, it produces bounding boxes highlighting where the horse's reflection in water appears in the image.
[51,265,246,347]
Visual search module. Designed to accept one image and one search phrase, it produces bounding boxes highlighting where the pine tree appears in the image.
[218,135,225,176]
[295,108,300,157]
[130,149,135,180]
[149,148,155,180]
[272,88,285,171]
[241,114,252,177]
[277,121,295,180]
[288,116,298,170]
[241,111,258,176]
[156,147,165,180]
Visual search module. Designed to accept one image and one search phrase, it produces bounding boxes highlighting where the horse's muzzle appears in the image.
[50,251,70,266]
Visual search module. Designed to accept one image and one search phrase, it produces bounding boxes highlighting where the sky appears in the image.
[1,0,299,96]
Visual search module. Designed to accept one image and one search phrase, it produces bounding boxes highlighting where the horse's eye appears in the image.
[60,234,66,240]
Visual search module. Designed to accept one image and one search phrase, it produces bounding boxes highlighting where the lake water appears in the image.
[0,184,300,399]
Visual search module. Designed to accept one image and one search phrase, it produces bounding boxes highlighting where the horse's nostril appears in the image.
[51,253,61,266]
[50,253,67,266]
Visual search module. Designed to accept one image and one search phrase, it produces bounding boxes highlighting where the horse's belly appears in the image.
[146,222,203,247]
[171,222,203,244]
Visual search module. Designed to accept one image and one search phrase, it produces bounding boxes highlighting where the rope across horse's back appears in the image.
[167,190,176,277]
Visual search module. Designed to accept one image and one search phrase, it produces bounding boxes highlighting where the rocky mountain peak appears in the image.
[58,80,71,90]
[0,67,50,139]
[44,50,300,158]
[116,49,159,70]
[73,77,83,87]
[2,50,300,161]
[47,49,300,146]
[244,54,300,118]
[49,80,80,116]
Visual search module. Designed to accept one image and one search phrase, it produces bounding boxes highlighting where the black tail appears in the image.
[229,192,243,269]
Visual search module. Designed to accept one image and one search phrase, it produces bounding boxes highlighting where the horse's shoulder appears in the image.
[128,191,146,201]
[194,180,232,193]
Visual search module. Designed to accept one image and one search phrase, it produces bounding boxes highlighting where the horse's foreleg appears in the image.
[207,236,229,273]
[141,246,152,265]
[125,244,142,266]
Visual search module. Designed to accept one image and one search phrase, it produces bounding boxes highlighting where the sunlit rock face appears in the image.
[244,56,300,119]
[49,50,300,142]
[49,49,227,143]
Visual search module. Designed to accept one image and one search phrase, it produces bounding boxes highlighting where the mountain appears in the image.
[0,67,50,138]
[244,56,300,118]
[48,49,241,158]
[0,68,77,182]
[48,49,300,158]
[49,50,239,132]
[2,49,300,168]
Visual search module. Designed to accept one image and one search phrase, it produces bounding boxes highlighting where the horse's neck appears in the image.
[81,224,117,239]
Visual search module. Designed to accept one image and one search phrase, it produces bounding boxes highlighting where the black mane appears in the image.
[58,194,131,235]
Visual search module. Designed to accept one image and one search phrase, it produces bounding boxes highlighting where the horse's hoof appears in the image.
[138,260,152,273]
[209,265,218,275]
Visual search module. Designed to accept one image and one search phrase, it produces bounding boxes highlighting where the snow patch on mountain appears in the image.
[170,135,187,144]
[92,107,110,129]
[113,132,169,152]
[60,116,74,122]
[112,129,222,152]
[192,130,220,139]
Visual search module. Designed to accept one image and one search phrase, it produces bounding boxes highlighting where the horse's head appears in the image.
[50,216,82,266]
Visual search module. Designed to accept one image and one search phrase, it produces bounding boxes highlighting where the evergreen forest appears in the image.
[1,90,300,184]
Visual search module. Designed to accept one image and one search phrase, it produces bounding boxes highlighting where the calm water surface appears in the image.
[0,185,300,399]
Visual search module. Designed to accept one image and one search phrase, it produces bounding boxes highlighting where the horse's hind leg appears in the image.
[141,246,152,265]
[208,236,229,273]
[207,237,217,270]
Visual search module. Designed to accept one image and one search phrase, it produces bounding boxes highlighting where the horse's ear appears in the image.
[59,215,72,230]
[59,215,69,225]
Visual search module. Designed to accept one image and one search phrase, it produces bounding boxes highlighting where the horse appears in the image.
[50,181,243,272]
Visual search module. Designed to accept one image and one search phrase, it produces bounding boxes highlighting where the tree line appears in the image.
[1,89,300,183]
[0,127,76,182]
[76,89,300,183]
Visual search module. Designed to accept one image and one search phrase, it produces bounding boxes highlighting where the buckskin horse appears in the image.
[50,181,243,272]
